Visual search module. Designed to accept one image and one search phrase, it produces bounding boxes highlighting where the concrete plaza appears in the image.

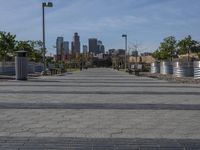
[0,68,200,149]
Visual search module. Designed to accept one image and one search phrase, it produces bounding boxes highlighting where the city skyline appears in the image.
[56,33,105,55]
[1,0,200,55]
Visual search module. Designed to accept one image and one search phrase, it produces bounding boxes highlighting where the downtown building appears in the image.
[88,38,105,55]
[88,38,98,54]
[71,32,80,54]
[56,37,69,61]
[56,37,63,61]
[97,40,105,54]
[83,45,88,54]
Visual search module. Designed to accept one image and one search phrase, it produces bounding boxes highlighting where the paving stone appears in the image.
[0,68,200,149]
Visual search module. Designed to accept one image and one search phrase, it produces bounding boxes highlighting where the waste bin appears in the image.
[15,51,28,80]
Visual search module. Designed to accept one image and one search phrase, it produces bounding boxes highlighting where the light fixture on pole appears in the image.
[42,2,53,75]
[122,34,127,70]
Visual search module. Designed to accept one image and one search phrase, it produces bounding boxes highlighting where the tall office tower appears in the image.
[83,45,87,54]
[97,40,105,54]
[63,41,69,55]
[71,32,80,54]
[61,41,69,61]
[97,40,102,54]
[101,45,105,54]
[89,38,98,54]
[56,37,64,60]
[71,41,74,54]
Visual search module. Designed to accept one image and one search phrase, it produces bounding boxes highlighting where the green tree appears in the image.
[16,40,43,62]
[152,49,161,60]
[0,31,16,61]
[30,40,43,62]
[177,35,200,55]
[152,36,177,60]
[159,36,177,60]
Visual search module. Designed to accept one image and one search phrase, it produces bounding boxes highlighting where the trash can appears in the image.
[15,51,28,80]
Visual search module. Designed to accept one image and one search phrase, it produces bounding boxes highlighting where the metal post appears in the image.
[42,3,46,74]
[122,34,127,70]
[42,2,53,75]
[125,36,127,70]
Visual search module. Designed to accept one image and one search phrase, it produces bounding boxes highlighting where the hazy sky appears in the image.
[1,0,200,54]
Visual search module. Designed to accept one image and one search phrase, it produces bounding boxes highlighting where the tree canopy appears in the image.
[0,31,16,61]
[153,35,200,60]
[0,31,43,62]
[153,36,177,60]
[177,35,200,55]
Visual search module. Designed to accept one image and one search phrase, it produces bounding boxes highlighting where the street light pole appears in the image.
[122,34,127,70]
[42,2,53,75]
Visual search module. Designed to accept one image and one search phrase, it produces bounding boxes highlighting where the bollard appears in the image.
[15,51,28,80]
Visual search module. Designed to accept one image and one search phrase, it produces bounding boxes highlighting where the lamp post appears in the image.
[122,34,127,70]
[42,2,53,75]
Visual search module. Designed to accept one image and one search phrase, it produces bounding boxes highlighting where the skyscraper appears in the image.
[61,41,69,61]
[56,37,64,61]
[89,38,98,54]
[97,40,105,54]
[71,32,80,54]
[63,41,69,55]
[56,37,70,61]
[83,45,87,54]
[56,37,64,56]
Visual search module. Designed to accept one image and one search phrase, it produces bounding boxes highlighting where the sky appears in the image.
[1,0,200,55]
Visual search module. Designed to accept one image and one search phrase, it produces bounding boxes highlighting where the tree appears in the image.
[152,49,161,60]
[30,40,43,62]
[177,35,200,55]
[0,31,16,61]
[177,35,200,61]
[159,36,177,60]
[15,40,43,62]
[152,36,177,61]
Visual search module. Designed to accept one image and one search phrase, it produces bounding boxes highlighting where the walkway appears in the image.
[0,68,200,149]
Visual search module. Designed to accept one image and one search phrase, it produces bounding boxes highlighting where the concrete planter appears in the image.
[160,61,173,75]
[173,61,194,77]
[151,62,160,73]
